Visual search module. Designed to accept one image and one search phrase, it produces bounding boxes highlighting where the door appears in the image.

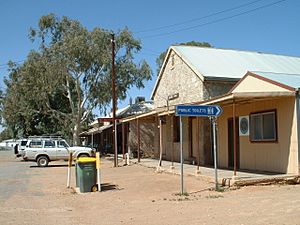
[44,140,57,160]
[56,140,69,160]
[190,117,197,159]
[162,122,167,159]
[228,117,240,169]
[26,140,43,159]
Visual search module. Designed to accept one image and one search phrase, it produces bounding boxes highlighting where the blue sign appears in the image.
[175,105,223,117]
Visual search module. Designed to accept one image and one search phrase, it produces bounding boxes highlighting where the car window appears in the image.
[29,141,42,148]
[44,140,55,148]
[21,141,27,146]
[58,140,69,148]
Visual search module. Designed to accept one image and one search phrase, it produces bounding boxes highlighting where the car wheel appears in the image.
[37,156,49,167]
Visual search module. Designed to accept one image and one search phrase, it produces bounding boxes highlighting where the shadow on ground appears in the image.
[100,183,121,192]
[30,164,74,168]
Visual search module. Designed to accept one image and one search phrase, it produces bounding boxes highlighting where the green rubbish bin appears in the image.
[76,157,97,193]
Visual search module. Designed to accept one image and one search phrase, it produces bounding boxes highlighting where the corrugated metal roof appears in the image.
[173,46,300,79]
[250,71,300,89]
[98,101,154,120]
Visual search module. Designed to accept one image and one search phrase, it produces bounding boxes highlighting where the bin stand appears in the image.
[67,152,73,188]
[96,152,101,192]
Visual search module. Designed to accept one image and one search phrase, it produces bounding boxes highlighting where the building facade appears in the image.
[207,71,300,174]
[150,46,300,173]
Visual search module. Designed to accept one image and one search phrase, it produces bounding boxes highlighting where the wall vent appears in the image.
[239,116,249,136]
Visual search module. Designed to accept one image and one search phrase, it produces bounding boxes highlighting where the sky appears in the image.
[0,0,299,116]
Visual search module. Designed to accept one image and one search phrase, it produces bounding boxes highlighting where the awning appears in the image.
[80,124,113,136]
[200,91,295,106]
[155,91,296,117]
[121,110,157,123]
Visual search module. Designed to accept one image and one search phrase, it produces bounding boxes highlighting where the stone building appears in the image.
[83,45,300,175]
[80,98,155,157]
[150,45,300,170]
[151,46,238,166]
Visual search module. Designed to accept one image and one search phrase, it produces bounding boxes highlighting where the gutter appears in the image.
[204,76,240,82]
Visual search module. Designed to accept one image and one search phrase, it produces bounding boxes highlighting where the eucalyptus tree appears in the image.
[3,53,72,138]
[4,14,152,144]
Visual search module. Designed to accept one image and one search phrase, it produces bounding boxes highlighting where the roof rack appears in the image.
[28,135,63,140]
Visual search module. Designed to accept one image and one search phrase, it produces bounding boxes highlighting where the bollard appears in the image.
[125,153,130,165]
[67,152,73,188]
[96,152,101,192]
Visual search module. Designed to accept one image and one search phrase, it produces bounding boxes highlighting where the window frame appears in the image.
[44,140,55,148]
[29,141,43,148]
[249,109,278,143]
[57,140,69,148]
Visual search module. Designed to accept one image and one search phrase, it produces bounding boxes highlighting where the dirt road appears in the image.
[0,150,299,225]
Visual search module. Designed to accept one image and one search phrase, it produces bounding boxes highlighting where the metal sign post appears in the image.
[180,116,184,195]
[211,117,218,191]
[176,104,222,193]
[115,122,118,166]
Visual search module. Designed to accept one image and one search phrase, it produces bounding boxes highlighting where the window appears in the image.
[20,141,27,146]
[44,141,55,148]
[250,110,277,142]
[58,140,69,148]
[29,141,42,148]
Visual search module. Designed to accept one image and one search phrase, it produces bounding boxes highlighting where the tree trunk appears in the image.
[72,122,80,146]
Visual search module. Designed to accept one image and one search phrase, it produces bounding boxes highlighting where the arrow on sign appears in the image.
[175,105,223,117]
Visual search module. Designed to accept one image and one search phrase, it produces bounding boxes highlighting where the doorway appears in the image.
[228,117,240,169]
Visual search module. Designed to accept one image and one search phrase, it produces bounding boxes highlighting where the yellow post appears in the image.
[67,152,73,188]
[96,152,101,192]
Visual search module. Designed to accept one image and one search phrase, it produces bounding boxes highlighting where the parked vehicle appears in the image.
[23,136,95,167]
[0,139,18,150]
[15,138,28,158]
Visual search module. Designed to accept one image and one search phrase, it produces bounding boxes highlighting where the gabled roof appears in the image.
[230,71,298,93]
[249,71,300,89]
[199,71,297,107]
[151,46,300,99]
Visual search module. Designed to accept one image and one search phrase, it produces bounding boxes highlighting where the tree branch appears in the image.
[66,75,76,117]
[81,107,92,123]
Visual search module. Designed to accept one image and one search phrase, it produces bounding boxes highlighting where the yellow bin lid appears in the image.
[77,157,96,163]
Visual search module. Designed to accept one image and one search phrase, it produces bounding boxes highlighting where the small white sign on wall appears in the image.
[239,116,249,136]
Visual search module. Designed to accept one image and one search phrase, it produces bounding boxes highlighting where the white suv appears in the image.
[15,139,28,158]
[23,137,95,167]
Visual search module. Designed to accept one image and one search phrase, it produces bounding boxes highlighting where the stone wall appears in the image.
[203,81,237,100]
[152,49,239,166]
[153,50,237,108]
[153,51,204,108]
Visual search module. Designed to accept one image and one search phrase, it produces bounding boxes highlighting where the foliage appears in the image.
[0,129,12,142]
[2,14,152,143]
[3,55,73,138]
[155,41,212,76]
